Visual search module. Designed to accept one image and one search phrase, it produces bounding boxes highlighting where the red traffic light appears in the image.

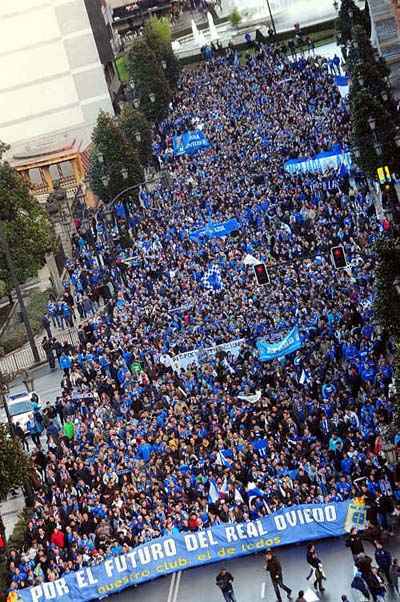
[331,245,347,269]
[253,263,270,285]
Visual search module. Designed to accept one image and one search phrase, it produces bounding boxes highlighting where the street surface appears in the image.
[112,537,400,602]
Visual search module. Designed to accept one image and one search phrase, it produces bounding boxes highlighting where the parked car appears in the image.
[0,391,42,430]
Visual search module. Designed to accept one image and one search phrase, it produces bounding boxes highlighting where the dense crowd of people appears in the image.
[6,41,399,597]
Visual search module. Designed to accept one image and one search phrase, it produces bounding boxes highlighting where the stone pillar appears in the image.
[42,166,54,192]
[45,253,64,296]
[54,220,72,259]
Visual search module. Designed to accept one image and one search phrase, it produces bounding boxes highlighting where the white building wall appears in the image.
[0,0,114,156]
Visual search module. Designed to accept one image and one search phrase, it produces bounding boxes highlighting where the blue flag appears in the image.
[203,265,223,292]
[257,326,302,361]
[190,218,240,243]
[173,130,211,156]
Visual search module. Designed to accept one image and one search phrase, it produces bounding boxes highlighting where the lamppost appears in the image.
[0,223,40,364]
[46,183,74,256]
[265,0,277,35]
[99,160,131,220]
[133,92,157,110]
[21,368,35,393]
[97,169,171,240]
[0,372,13,433]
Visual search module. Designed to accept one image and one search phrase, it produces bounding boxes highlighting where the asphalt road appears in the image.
[112,536,400,602]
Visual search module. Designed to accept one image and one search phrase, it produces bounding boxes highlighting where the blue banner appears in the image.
[17,500,365,602]
[284,146,352,175]
[335,75,349,87]
[189,218,240,243]
[173,130,211,156]
[257,326,302,361]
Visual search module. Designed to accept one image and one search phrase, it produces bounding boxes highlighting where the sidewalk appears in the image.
[0,325,79,375]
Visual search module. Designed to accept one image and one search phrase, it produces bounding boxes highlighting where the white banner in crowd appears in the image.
[160,338,246,372]
[243,254,261,266]
[284,147,352,175]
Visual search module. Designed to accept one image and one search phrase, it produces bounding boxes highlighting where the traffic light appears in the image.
[331,245,347,269]
[253,263,270,285]
[377,165,391,185]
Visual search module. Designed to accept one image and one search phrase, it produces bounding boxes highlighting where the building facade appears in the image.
[368,0,400,94]
[0,0,118,200]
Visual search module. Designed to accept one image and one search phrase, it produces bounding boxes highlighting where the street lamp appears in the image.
[265,0,277,35]
[149,92,156,104]
[21,369,35,393]
[135,131,142,143]
[0,373,13,433]
[0,224,40,363]
[104,207,114,228]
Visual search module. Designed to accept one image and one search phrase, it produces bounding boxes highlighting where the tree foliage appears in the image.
[143,17,180,91]
[350,86,398,176]
[344,20,400,176]
[126,39,171,122]
[0,142,54,293]
[336,0,366,47]
[119,106,153,166]
[374,235,400,430]
[0,424,33,500]
[347,25,391,97]
[144,16,171,44]
[374,235,400,336]
[230,8,242,27]
[88,111,144,203]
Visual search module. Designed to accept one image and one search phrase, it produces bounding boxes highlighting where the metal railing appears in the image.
[0,329,79,374]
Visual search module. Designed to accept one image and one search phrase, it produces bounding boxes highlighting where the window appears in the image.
[28,168,46,189]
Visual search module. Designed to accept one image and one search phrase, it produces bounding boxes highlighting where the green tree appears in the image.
[0,423,33,501]
[88,111,144,203]
[350,86,399,176]
[144,16,171,44]
[348,25,392,99]
[336,0,365,47]
[126,39,171,122]
[348,25,400,176]
[229,8,241,27]
[0,142,54,294]
[119,105,153,166]
[374,235,400,432]
[374,236,400,336]
[143,17,180,90]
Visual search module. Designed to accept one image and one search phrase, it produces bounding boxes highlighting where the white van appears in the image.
[0,392,40,430]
